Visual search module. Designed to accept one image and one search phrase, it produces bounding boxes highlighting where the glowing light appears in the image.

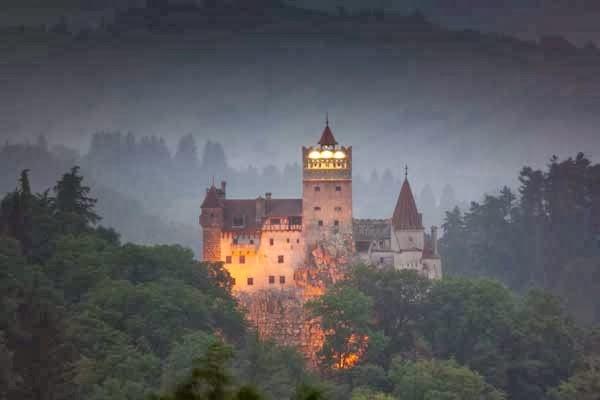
[320,150,333,159]
[333,150,346,159]
[309,150,321,159]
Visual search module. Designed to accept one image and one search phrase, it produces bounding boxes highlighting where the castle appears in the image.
[200,121,442,292]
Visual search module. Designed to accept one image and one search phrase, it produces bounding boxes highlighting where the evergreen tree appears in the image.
[53,166,100,232]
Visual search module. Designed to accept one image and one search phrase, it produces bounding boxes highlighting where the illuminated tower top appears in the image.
[302,120,352,181]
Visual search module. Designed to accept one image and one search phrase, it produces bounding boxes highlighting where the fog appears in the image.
[2,1,600,253]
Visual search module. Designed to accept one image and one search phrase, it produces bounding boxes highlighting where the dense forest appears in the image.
[1,164,599,399]
[440,153,600,325]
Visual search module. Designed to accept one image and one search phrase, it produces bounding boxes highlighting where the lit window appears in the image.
[239,255,246,264]
[269,276,275,284]
[225,256,232,264]
[279,276,286,284]
[247,277,253,286]
[278,255,284,264]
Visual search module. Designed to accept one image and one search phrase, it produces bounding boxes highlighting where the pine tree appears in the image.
[53,166,100,233]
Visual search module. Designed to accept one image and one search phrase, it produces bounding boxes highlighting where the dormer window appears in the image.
[232,216,245,228]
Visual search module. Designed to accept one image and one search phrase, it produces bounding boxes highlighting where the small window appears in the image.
[334,220,339,227]
[286,238,290,243]
[296,239,300,244]
[318,220,323,227]
[225,256,232,264]
[269,276,275,284]
[278,255,284,264]
[232,278,236,285]
[270,218,281,225]
[379,257,384,264]
[247,277,253,286]
[232,216,245,228]
[335,186,342,192]
[314,206,321,211]
[334,206,342,212]
[269,238,274,246]
[314,186,321,192]
[239,255,246,264]
[233,237,239,245]
[279,276,286,284]
[290,216,302,225]
[249,239,254,245]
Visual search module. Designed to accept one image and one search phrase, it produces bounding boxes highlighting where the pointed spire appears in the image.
[392,176,423,230]
[318,116,337,147]
[404,164,408,179]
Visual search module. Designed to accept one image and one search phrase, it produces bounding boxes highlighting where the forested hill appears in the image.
[2,4,600,200]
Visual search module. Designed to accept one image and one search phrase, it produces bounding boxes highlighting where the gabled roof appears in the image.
[221,198,302,231]
[201,186,221,208]
[392,179,423,230]
[318,125,338,146]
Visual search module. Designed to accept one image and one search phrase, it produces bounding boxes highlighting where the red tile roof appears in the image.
[222,198,302,231]
[200,186,221,208]
[318,125,338,146]
[392,179,423,230]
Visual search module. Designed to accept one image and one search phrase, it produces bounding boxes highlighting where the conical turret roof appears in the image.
[201,185,221,208]
[318,125,338,146]
[392,178,422,230]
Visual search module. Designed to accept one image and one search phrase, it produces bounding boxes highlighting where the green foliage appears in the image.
[350,387,394,400]
[550,358,600,400]
[306,285,376,370]
[389,358,505,400]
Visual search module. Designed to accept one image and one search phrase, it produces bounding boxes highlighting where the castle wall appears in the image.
[220,230,304,292]
[391,227,425,251]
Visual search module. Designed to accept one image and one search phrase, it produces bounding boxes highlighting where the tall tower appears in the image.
[302,120,353,255]
[390,173,425,252]
[200,184,225,262]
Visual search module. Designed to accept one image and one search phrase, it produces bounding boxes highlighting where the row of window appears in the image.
[317,220,340,227]
[238,276,286,286]
[269,238,300,245]
[314,185,342,192]
[313,206,343,212]
[225,255,285,264]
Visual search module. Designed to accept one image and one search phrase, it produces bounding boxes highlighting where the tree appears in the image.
[389,358,505,400]
[53,166,100,230]
[306,285,375,371]
[550,358,600,400]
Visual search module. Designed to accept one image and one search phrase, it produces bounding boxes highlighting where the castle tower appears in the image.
[391,172,425,252]
[302,120,353,255]
[200,183,225,262]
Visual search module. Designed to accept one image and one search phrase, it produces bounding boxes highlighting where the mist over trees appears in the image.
[440,152,600,325]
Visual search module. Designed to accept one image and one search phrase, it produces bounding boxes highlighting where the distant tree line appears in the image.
[440,152,600,324]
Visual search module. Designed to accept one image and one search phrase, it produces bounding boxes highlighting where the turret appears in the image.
[431,226,439,256]
[200,185,224,262]
[390,171,425,251]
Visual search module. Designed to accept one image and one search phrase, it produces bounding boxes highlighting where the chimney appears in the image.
[265,192,272,214]
[256,196,265,224]
[431,226,439,256]
[220,181,227,197]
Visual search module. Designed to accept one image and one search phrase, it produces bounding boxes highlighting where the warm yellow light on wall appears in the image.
[333,150,346,159]
[308,150,321,159]
[320,150,333,159]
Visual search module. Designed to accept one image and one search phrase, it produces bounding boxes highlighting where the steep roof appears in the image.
[318,125,338,146]
[221,198,302,231]
[392,179,423,230]
[201,186,221,208]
